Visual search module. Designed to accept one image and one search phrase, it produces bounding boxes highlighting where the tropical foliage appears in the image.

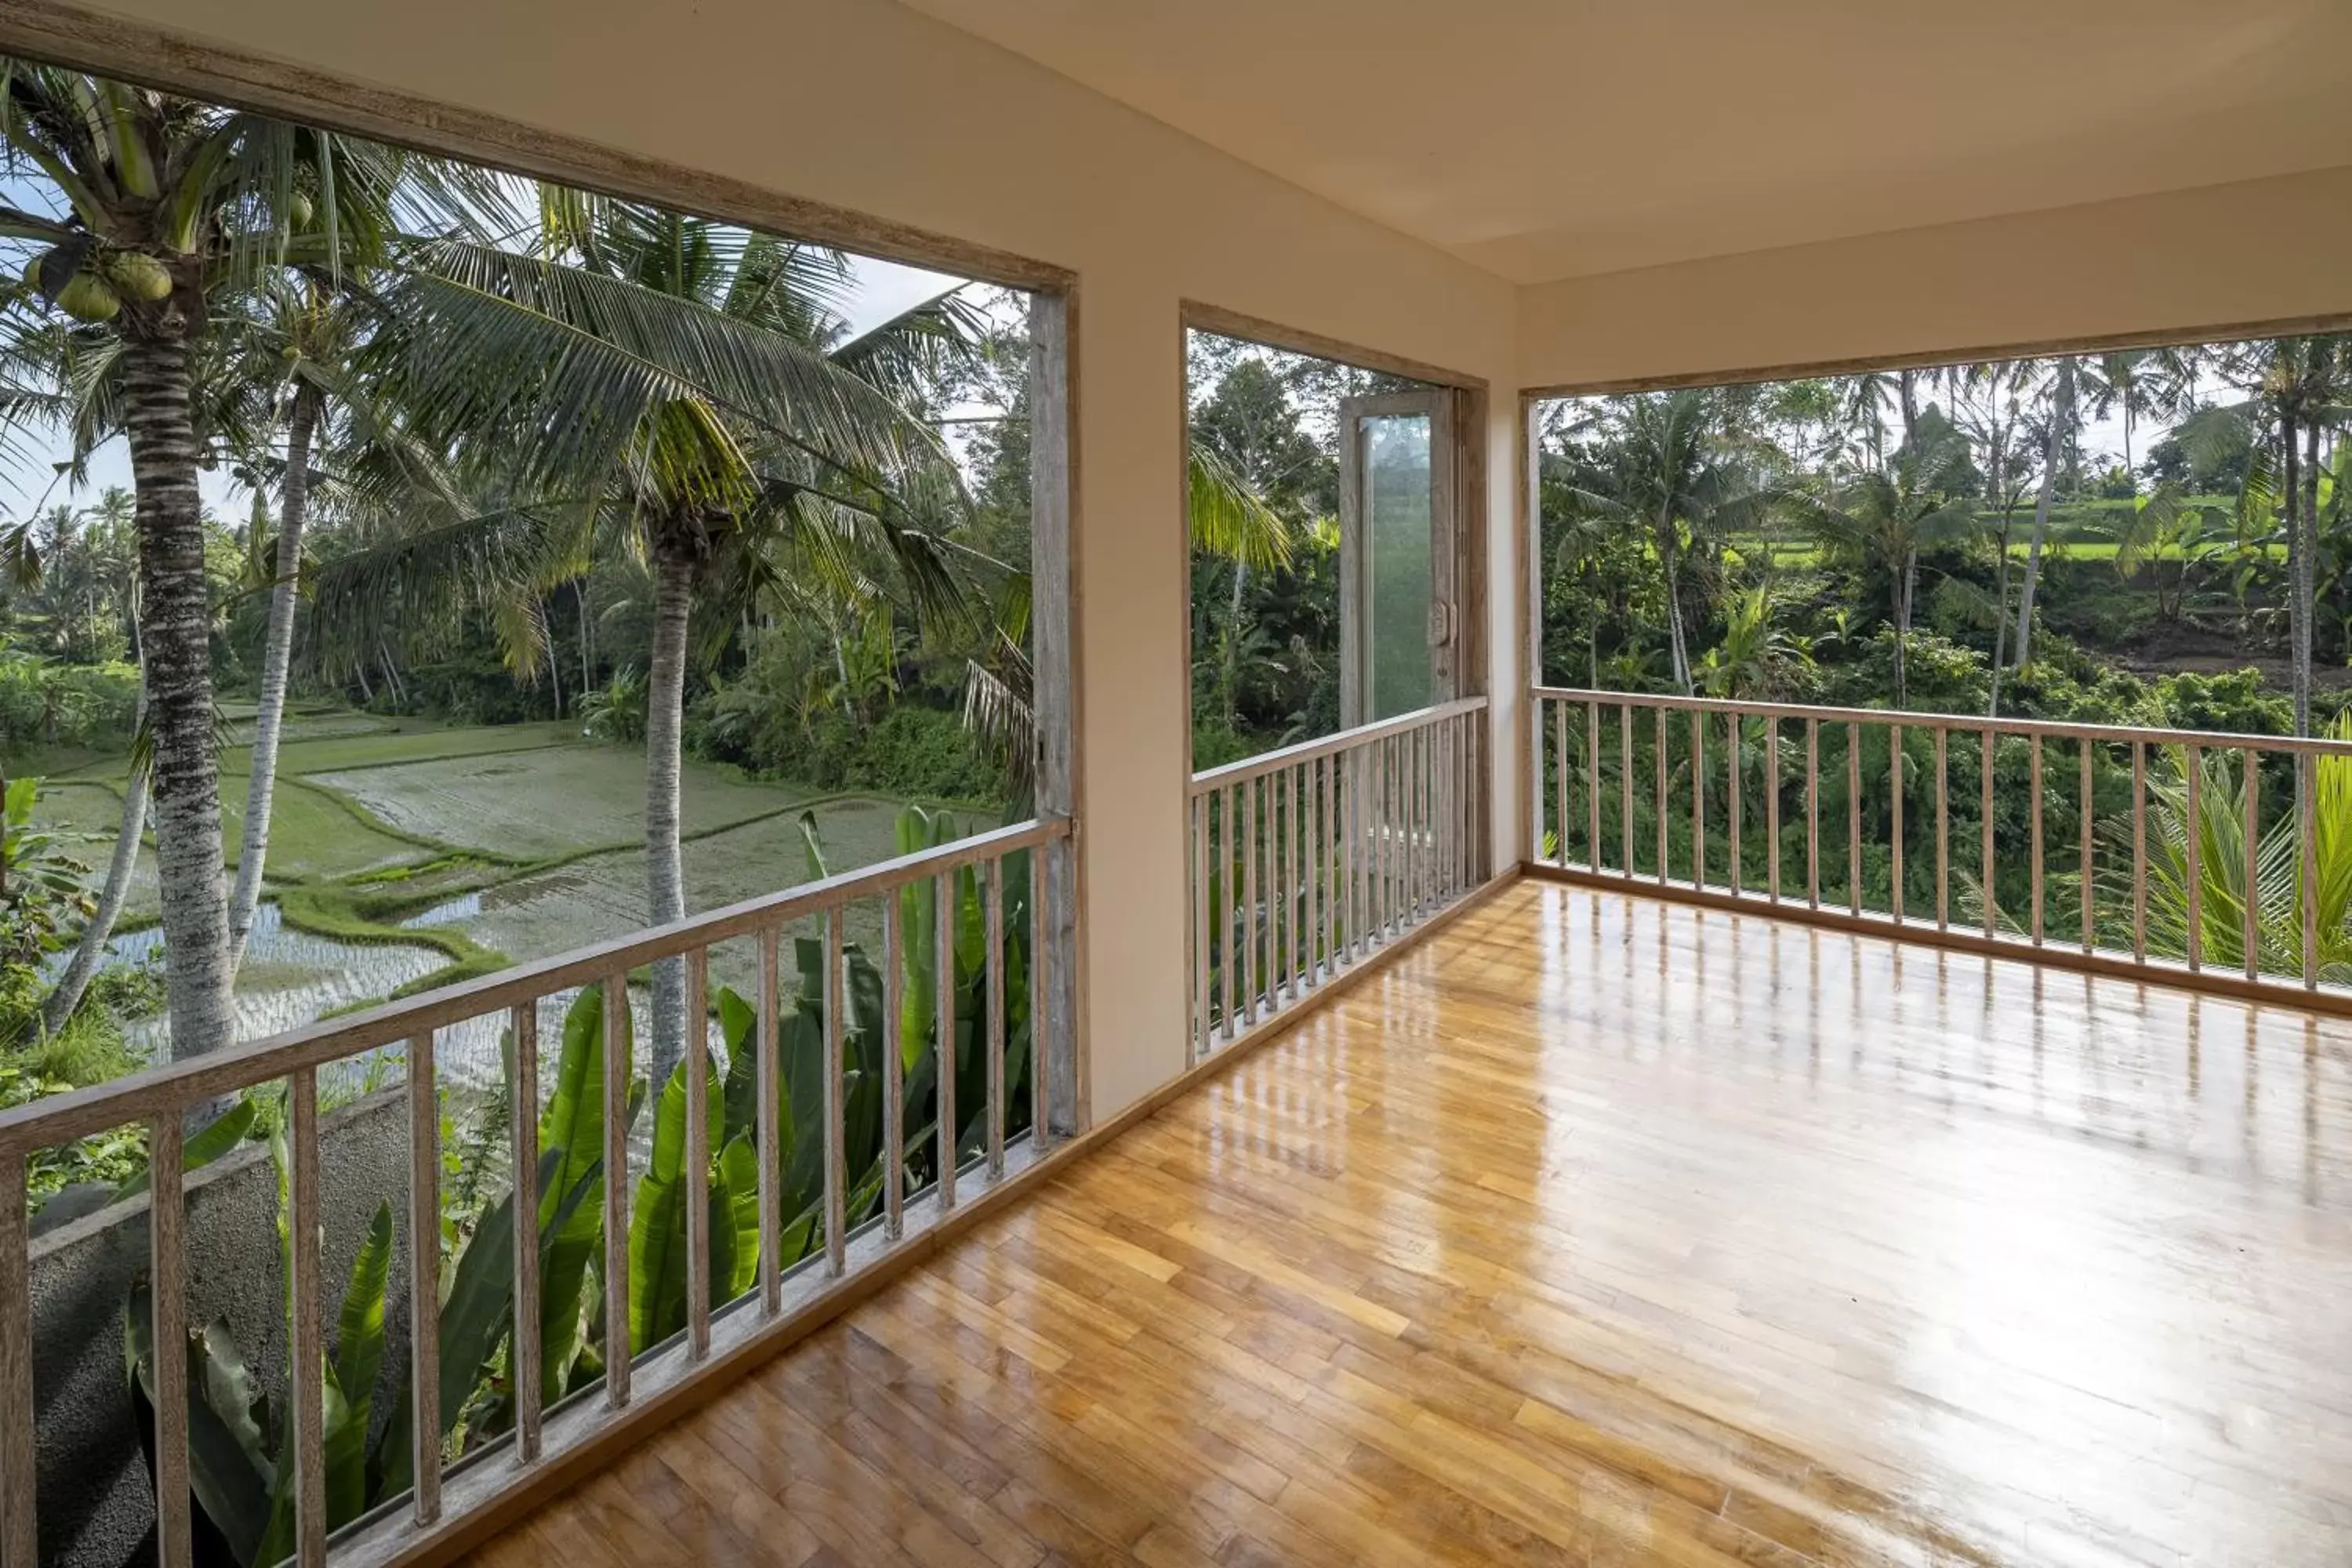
[123,804,1036,1563]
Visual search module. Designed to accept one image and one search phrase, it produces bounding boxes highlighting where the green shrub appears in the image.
[691,697,1004,801]
[0,655,140,748]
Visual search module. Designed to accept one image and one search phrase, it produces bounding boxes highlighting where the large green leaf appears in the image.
[332,1204,394,1432]
[126,1287,273,1567]
[112,1096,259,1202]
[626,1051,721,1353]
[536,985,632,1399]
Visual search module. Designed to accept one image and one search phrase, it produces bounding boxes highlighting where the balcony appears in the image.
[460,874,2352,1566]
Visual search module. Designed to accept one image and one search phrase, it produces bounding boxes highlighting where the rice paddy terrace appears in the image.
[31,705,953,1084]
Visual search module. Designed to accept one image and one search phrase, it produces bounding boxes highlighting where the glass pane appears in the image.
[1362,412,1433,720]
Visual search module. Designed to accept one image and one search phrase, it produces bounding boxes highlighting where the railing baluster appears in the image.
[1322,750,1338,967]
[1727,710,1742,898]
[2133,742,2148,964]
[2243,749,2260,982]
[1219,786,1237,1035]
[2082,739,2097,955]
[1305,757,1322,982]
[1981,731,1997,938]
[935,872,957,1209]
[1342,755,1359,965]
[1552,699,1568,868]
[1407,730,1421,914]
[1806,717,1820,907]
[1846,722,1861,916]
[2029,736,2045,947]
[1621,702,1635,881]
[149,1115,189,1568]
[985,861,1007,1178]
[1380,735,1395,932]
[1241,776,1259,1022]
[825,904,850,1270]
[0,1151,27,1568]
[601,974,630,1404]
[409,1030,442,1522]
[1283,764,1299,996]
[1765,713,1780,902]
[2303,750,2319,989]
[1191,793,1209,1063]
[1406,737,1419,922]
[757,924,783,1309]
[1691,711,1707,889]
[1587,702,1603,875]
[289,1067,326,1567]
[1654,707,1669,887]
[2187,744,2205,972]
[1889,723,1904,924]
[884,893,906,1236]
[685,949,711,1355]
[1935,726,1950,931]
[1032,845,1053,1149]
[510,1000,542,1462]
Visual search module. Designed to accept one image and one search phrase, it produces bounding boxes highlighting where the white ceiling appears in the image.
[899,0,2352,284]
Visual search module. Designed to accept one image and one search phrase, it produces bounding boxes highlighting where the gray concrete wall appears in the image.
[30,1091,416,1568]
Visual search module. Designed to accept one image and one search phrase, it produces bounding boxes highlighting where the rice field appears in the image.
[27,709,982,1060]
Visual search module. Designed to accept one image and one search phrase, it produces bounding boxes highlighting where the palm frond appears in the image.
[1189,444,1292,572]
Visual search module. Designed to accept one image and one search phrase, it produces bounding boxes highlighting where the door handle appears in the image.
[1428,600,1455,648]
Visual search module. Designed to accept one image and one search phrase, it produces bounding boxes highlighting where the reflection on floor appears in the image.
[474,879,2352,1566]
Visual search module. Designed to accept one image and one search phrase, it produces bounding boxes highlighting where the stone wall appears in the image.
[28,1091,415,1568]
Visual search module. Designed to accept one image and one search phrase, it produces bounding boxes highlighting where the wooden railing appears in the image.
[0,816,1074,1568]
[1533,685,2352,997]
[1188,698,1488,1058]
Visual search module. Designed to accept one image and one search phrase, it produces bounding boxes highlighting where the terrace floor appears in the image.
[472,879,2352,1566]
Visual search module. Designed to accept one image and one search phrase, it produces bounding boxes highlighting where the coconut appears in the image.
[107,252,173,303]
[289,191,314,230]
[56,271,120,323]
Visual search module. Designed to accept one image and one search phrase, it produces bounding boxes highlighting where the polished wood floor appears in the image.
[474,880,2352,1566]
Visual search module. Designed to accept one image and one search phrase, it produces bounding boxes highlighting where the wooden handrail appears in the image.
[1189,697,1488,793]
[1532,684,2352,758]
[0,815,1070,1154]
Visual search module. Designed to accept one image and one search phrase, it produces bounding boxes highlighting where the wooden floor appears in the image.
[474,880,2352,1566]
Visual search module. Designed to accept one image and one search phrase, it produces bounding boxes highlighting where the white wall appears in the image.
[1519,164,2352,391]
[41,0,1521,1123]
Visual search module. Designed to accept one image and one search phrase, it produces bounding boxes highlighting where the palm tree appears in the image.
[2011,357,2078,670]
[316,194,974,1083]
[223,260,466,968]
[1794,433,1977,706]
[2181,339,2352,735]
[1551,390,1777,694]
[0,63,489,1058]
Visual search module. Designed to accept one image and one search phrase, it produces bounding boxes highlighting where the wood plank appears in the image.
[469,880,2352,1567]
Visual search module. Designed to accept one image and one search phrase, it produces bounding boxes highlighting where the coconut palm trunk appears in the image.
[122,334,238,1060]
[228,377,323,967]
[2013,359,2074,667]
[2299,415,2321,738]
[2285,408,2310,736]
[644,539,698,1087]
[42,675,151,1035]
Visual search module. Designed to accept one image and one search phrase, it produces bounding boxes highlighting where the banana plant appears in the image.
[121,805,1038,1556]
[124,986,625,1566]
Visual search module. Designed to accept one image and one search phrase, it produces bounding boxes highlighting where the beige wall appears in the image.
[34,0,1520,1122]
[1519,164,2352,392]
